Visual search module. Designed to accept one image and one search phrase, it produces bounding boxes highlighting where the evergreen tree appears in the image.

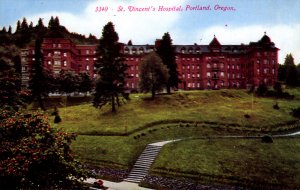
[156,32,179,94]
[8,25,12,34]
[93,22,127,112]
[284,54,298,86]
[48,16,55,28]
[20,17,29,31]
[37,18,44,28]
[29,38,50,110]
[139,52,169,99]
[16,20,21,33]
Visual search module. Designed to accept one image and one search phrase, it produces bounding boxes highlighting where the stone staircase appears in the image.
[124,144,162,183]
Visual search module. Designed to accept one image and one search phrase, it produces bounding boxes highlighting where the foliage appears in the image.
[93,22,127,112]
[58,70,80,95]
[255,83,268,96]
[0,108,88,189]
[291,107,300,118]
[0,44,25,110]
[139,52,169,99]
[261,134,273,143]
[278,54,300,87]
[156,32,179,93]
[78,72,93,95]
[29,38,53,110]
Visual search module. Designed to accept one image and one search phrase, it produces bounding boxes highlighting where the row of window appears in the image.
[256,59,276,64]
[257,68,275,74]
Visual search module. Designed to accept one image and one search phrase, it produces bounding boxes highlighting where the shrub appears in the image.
[244,114,251,119]
[273,103,280,110]
[291,107,300,118]
[54,114,62,123]
[261,135,273,143]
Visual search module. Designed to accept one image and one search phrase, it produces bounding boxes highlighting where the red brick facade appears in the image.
[21,34,278,91]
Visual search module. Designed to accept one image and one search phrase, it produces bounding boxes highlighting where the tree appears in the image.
[8,25,12,34]
[78,72,93,95]
[0,45,26,110]
[16,20,21,33]
[29,38,51,110]
[93,22,127,112]
[156,32,179,94]
[58,70,80,95]
[139,52,169,99]
[284,54,298,86]
[0,108,88,189]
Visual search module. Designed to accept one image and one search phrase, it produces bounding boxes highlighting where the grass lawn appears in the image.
[150,137,300,189]
[51,89,300,135]
[52,89,300,187]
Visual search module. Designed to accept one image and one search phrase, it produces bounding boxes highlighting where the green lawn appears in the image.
[56,89,300,188]
[52,90,300,135]
[150,137,300,189]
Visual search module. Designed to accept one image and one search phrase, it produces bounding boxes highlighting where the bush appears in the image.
[273,103,280,110]
[244,114,251,119]
[54,114,62,123]
[291,107,300,118]
[261,135,273,143]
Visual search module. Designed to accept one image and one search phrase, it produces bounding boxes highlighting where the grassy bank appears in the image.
[52,90,300,135]
[149,137,300,189]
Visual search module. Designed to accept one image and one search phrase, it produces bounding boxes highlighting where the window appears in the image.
[48,53,51,57]
[131,66,134,70]
[182,74,185,78]
[197,74,200,78]
[136,66,138,70]
[220,63,224,69]
[187,74,190,78]
[264,59,267,64]
[86,58,89,61]
[188,83,191,88]
[86,50,90,54]
[187,65,190,69]
[86,65,90,70]
[207,63,211,68]
[197,83,200,88]
[257,69,260,74]
[93,58,97,61]
[182,66,185,70]
[58,44,61,48]
[53,44,56,48]
[54,60,60,65]
[232,65,235,69]
[136,58,139,62]
[220,72,224,77]
[257,52,260,56]
[257,60,260,64]
[192,74,195,78]
[197,66,200,69]
[32,58,35,61]
[131,83,135,88]
[207,72,211,77]
[192,65,194,69]
[48,61,51,65]
[136,74,139,78]
[63,52,67,57]
[237,65,240,70]
[54,51,60,55]
[63,60,67,67]
[221,81,225,87]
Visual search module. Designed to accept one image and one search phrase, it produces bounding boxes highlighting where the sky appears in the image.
[0,0,300,64]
